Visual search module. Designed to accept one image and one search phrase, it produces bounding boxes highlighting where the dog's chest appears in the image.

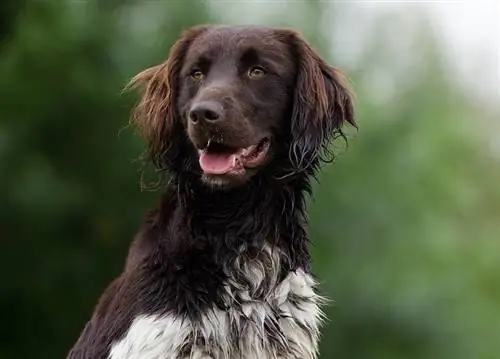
[109,247,324,359]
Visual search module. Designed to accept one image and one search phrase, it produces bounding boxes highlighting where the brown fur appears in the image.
[68,25,355,359]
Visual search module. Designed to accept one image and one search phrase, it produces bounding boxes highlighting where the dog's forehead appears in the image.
[186,26,289,60]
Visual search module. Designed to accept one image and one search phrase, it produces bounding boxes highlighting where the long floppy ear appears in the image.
[124,26,209,169]
[285,31,356,174]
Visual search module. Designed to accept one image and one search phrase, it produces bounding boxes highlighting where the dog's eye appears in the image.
[248,66,266,78]
[190,69,204,81]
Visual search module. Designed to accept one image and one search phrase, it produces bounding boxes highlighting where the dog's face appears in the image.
[128,26,355,189]
[177,28,296,186]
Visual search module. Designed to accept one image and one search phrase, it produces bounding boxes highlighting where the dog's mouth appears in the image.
[198,138,271,176]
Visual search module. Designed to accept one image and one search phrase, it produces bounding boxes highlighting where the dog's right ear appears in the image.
[124,26,209,168]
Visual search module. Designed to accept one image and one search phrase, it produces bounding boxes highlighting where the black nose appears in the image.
[189,101,222,124]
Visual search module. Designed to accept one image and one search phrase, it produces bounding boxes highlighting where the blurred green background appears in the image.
[1,0,499,358]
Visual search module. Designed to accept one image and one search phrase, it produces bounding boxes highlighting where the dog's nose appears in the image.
[189,101,222,124]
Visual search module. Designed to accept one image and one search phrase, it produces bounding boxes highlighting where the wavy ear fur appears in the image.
[284,30,356,174]
[124,26,209,169]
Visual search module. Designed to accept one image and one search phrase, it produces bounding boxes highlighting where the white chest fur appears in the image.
[109,247,325,359]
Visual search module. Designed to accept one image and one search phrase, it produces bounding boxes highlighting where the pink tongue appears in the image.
[199,151,236,174]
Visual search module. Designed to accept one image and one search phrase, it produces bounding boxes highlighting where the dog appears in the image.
[67,24,355,359]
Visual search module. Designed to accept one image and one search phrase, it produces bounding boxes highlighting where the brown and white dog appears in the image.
[68,24,355,359]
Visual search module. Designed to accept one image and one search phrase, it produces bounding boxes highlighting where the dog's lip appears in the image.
[239,137,271,168]
[198,137,270,175]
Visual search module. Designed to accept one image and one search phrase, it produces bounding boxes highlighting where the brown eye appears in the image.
[248,66,266,78]
[190,70,204,80]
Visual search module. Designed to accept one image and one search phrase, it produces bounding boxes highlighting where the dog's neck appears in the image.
[156,174,312,271]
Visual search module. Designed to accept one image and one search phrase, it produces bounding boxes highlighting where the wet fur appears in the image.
[67,25,355,359]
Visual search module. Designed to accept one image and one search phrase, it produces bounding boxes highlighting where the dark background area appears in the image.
[1,1,499,358]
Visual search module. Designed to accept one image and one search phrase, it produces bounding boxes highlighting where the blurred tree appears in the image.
[0,0,26,43]
[1,0,499,358]
[0,0,212,357]
[303,5,500,359]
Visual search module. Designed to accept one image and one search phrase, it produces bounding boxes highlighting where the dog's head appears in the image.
[127,25,355,189]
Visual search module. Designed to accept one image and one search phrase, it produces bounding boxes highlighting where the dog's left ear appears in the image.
[284,31,356,173]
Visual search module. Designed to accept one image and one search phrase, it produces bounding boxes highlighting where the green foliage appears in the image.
[0,0,211,357]
[1,0,499,358]
[308,10,500,359]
